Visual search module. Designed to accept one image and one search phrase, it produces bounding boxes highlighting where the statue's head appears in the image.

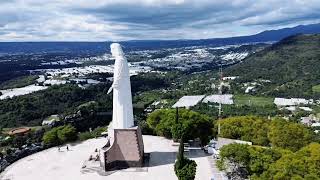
[110,43,124,58]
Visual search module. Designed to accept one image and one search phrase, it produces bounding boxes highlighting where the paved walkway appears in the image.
[207,155,228,180]
[185,147,213,180]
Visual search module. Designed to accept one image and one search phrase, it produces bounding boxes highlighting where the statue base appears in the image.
[100,126,144,171]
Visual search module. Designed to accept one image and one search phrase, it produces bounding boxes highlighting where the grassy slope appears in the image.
[234,94,274,106]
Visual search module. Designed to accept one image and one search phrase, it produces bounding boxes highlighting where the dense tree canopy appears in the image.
[260,143,320,180]
[0,84,113,128]
[42,127,60,146]
[57,125,77,143]
[42,125,77,146]
[226,34,320,98]
[218,143,320,180]
[218,116,316,150]
[218,143,251,179]
[147,109,213,145]
[268,119,315,151]
[0,71,174,128]
[218,116,270,146]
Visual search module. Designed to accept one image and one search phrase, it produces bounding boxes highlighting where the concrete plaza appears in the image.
[0,135,212,180]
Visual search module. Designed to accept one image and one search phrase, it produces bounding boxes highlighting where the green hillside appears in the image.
[227,34,320,98]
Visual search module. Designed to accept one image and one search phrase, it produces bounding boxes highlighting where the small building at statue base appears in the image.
[100,126,144,171]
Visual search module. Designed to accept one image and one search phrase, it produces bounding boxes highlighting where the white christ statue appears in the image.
[108,43,134,130]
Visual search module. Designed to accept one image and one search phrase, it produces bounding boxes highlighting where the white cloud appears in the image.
[0,0,319,41]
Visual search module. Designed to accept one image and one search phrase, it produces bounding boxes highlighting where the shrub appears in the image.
[218,143,251,179]
[176,159,197,180]
[174,137,197,180]
[57,125,77,143]
[175,138,186,172]
[91,126,107,137]
[78,131,94,141]
[43,128,60,146]
[218,116,270,146]
[268,119,314,151]
[43,125,78,146]
[78,126,108,141]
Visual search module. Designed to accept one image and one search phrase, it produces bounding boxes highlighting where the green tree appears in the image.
[0,83,113,128]
[175,160,197,180]
[218,143,320,180]
[218,116,270,146]
[174,136,197,180]
[78,131,93,141]
[147,109,213,145]
[43,125,78,146]
[175,137,186,172]
[78,126,108,141]
[248,147,285,179]
[226,34,320,98]
[42,128,60,146]
[218,143,250,179]
[171,123,184,141]
[261,143,320,179]
[268,119,315,151]
[57,125,77,143]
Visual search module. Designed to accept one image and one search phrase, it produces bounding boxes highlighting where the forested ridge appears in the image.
[0,84,114,128]
[227,34,320,98]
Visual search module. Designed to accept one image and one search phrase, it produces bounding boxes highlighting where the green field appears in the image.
[312,84,320,93]
[234,94,274,106]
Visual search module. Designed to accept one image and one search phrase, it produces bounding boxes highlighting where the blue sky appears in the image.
[0,0,320,41]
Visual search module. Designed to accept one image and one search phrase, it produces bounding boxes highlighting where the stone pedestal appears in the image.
[101,126,144,171]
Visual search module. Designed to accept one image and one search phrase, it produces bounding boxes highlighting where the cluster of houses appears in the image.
[273,97,320,132]
[300,114,320,133]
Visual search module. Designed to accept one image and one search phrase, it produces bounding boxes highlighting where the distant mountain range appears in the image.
[123,23,320,50]
[226,34,320,98]
[0,23,320,54]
